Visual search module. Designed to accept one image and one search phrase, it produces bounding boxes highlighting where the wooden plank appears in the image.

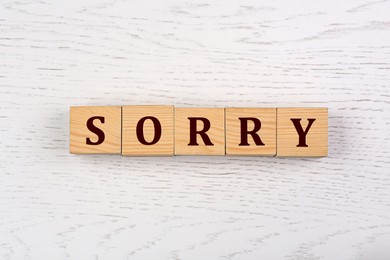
[2,0,390,259]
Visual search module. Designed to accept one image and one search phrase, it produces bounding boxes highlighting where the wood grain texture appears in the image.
[277,108,328,157]
[226,107,276,156]
[122,105,174,156]
[70,106,122,154]
[175,107,225,155]
[0,0,389,259]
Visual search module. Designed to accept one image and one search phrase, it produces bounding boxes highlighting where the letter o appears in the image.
[136,116,162,145]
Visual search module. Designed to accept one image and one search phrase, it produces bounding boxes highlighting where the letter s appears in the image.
[86,116,105,145]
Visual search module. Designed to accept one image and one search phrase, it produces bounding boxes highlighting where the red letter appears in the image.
[290,118,316,147]
[136,116,162,145]
[239,117,264,146]
[188,117,214,146]
[86,116,105,145]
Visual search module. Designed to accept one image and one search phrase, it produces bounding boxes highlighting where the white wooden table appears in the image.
[1,0,389,259]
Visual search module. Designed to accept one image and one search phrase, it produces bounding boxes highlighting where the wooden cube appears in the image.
[226,108,276,156]
[276,108,328,157]
[175,108,225,155]
[70,106,121,154]
[122,105,174,156]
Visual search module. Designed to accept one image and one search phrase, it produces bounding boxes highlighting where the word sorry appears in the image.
[70,106,328,157]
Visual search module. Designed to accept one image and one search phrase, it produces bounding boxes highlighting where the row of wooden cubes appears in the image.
[70,106,328,157]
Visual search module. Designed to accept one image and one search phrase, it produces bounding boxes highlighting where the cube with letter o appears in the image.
[122,105,174,156]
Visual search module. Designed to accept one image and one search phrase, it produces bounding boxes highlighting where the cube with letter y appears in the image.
[276,108,328,157]
[70,106,122,154]
[175,108,225,155]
